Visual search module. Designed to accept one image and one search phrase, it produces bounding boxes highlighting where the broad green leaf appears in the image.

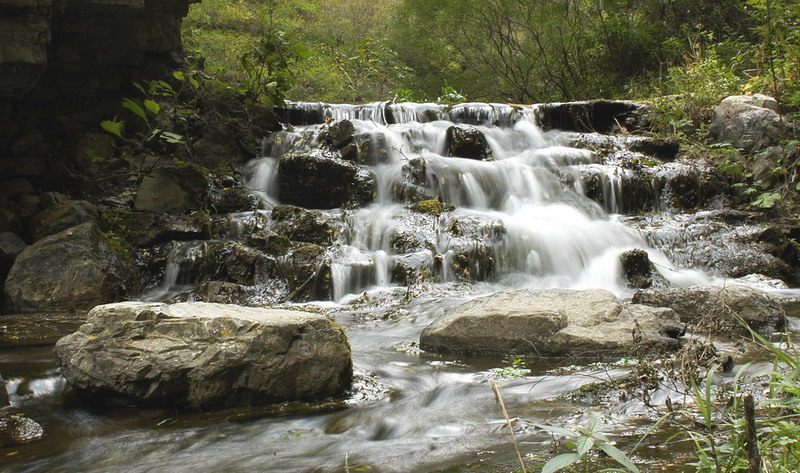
[598,442,639,473]
[542,453,580,473]
[172,70,185,81]
[100,119,124,137]
[576,435,594,456]
[143,99,160,115]
[535,424,576,438]
[122,98,146,121]
[160,131,184,144]
[586,417,603,435]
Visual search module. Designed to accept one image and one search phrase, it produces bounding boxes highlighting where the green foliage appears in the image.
[674,329,800,473]
[489,355,531,380]
[536,417,640,473]
[436,86,466,104]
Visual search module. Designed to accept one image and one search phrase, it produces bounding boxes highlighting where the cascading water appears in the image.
[243,101,710,302]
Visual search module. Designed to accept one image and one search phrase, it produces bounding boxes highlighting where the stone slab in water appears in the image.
[632,285,786,335]
[420,289,682,357]
[54,301,352,410]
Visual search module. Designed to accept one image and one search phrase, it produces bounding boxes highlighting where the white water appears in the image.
[241,101,711,302]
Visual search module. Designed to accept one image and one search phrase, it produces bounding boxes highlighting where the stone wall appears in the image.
[0,0,196,306]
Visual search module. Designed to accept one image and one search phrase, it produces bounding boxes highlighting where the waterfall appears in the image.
[241,101,710,302]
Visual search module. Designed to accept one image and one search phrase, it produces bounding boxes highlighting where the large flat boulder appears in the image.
[420,289,682,357]
[54,302,352,410]
[4,222,135,310]
[632,285,785,335]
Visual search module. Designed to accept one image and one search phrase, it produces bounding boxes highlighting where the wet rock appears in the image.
[710,94,785,153]
[121,212,210,247]
[4,222,137,310]
[620,249,654,289]
[28,199,98,242]
[135,165,209,214]
[0,374,8,407]
[628,137,679,161]
[440,215,506,281]
[278,149,375,209]
[536,100,650,134]
[392,251,434,285]
[284,244,333,302]
[631,211,796,284]
[446,125,493,160]
[173,241,278,287]
[0,414,44,447]
[323,119,356,150]
[210,187,257,214]
[350,132,390,166]
[632,285,785,335]
[197,281,257,304]
[54,301,352,409]
[395,158,438,202]
[272,205,337,246]
[420,289,682,357]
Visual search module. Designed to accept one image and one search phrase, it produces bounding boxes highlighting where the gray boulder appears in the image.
[632,285,785,335]
[27,199,98,242]
[0,232,26,259]
[0,414,44,447]
[278,149,375,209]
[54,301,352,410]
[4,223,135,310]
[710,94,784,153]
[135,165,209,214]
[420,289,682,357]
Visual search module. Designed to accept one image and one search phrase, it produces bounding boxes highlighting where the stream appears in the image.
[2,101,799,472]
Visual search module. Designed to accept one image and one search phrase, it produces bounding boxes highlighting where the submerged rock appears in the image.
[4,223,136,310]
[0,414,44,447]
[54,301,353,410]
[278,149,375,209]
[632,285,785,335]
[420,289,682,357]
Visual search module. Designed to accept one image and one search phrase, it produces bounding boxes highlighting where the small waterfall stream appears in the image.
[241,101,709,302]
[9,101,799,473]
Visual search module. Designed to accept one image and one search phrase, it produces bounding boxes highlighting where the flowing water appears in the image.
[244,101,713,302]
[2,102,798,472]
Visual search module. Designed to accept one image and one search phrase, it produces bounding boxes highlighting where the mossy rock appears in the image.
[410,199,454,217]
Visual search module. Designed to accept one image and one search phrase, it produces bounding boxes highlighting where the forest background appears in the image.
[182,0,800,123]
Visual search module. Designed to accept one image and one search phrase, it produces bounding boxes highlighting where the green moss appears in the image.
[264,234,292,255]
[99,230,135,262]
[410,199,455,217]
